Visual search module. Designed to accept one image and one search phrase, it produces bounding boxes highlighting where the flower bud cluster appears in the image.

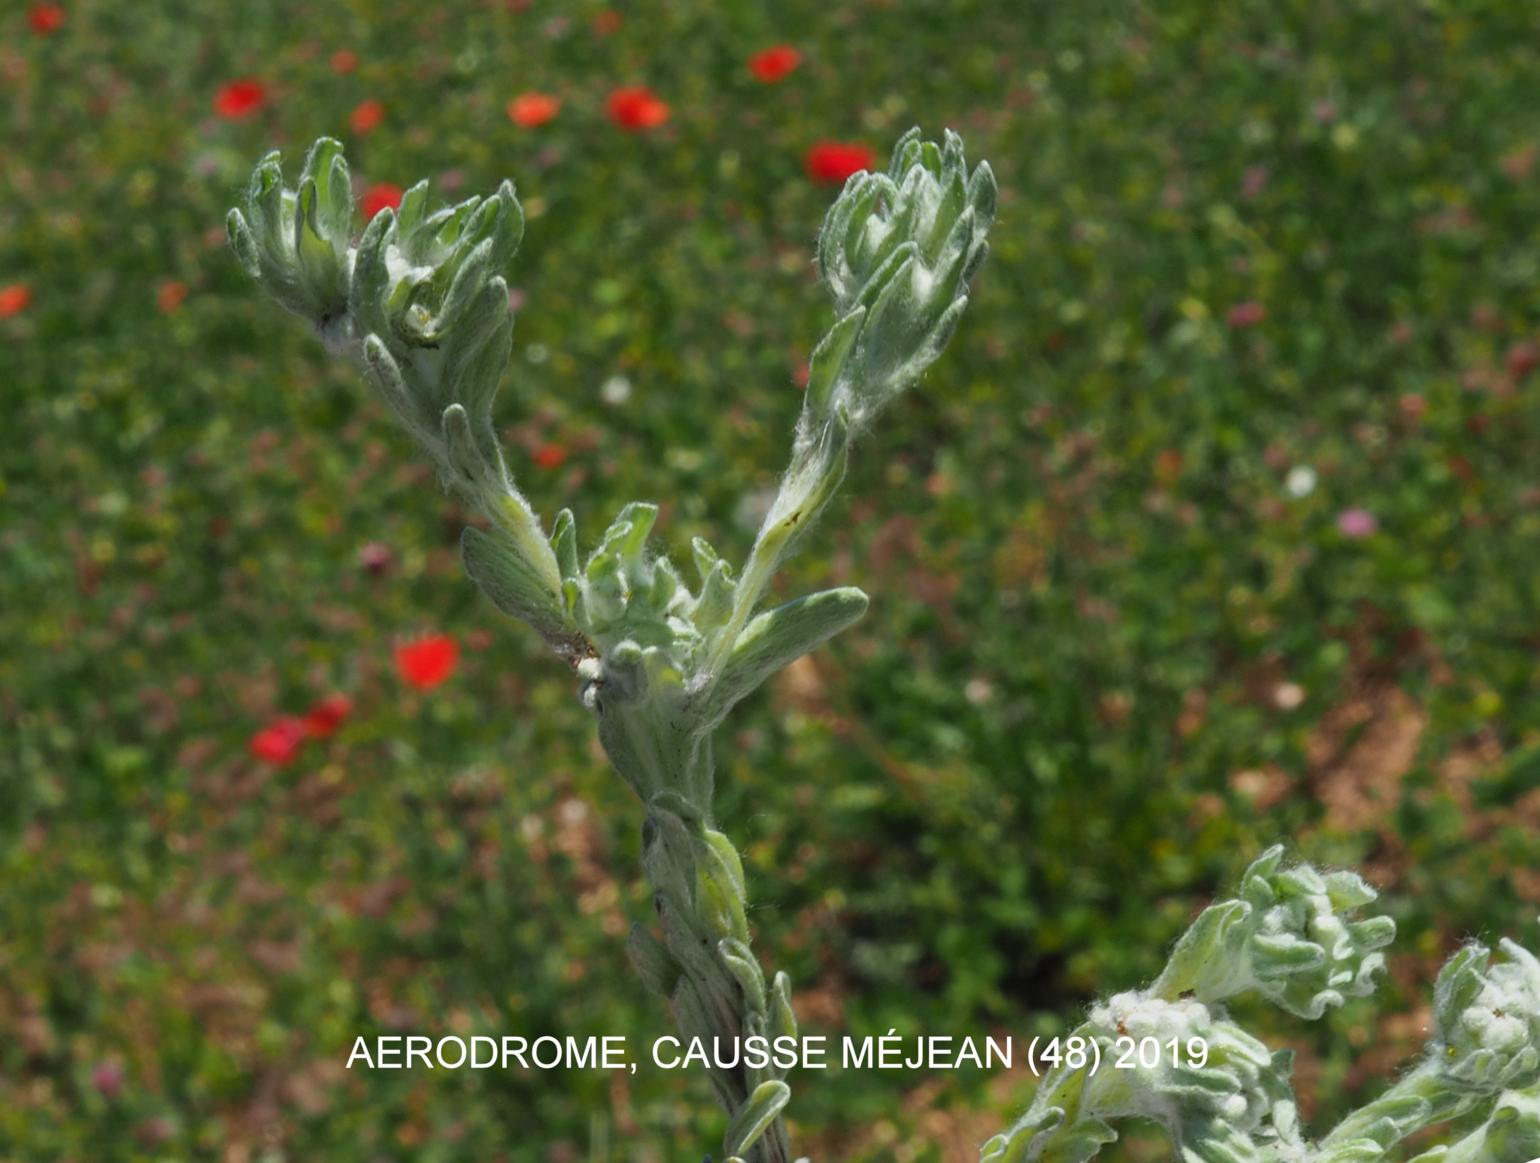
[812,128,995,434]
[709,130,996,689]
[230,131,991,1163]
[230,139,564,638]
[1153,845,1396,1019]
[557,502,867,735]
[987,853,1540,1163]
[1431,938,1540,1097]
[227,139,355,331]
[983,991,1303,1163]
[231,140,525,482]
[1090,993,1301,1163]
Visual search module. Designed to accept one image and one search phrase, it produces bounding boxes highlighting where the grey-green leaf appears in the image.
[723,1080,791,1158]
[702,587,868,727]
[626,923,680,998]
[227,209,259,277]
[462,524,564,636]
[804,306,866,419]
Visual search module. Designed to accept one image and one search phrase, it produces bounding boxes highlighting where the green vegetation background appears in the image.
[5,1,1540,1159]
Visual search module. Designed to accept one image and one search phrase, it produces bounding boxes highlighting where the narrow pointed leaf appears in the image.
[804,306,865,418]
[552,509,578,580]
[362,334,426,436]
[768,971,797,1043]
[704,587,868,723]
[627,923,680,998]
[441,403,489,485]
[394,180,431,250]
[348,208,394,339]
[723,1081,791,1158]
[616,502,659,558]
[718,937,767,1013]
[693,560,736,632]
[462,524,564,635]
[968,160,998,232]
[227,209,260,276]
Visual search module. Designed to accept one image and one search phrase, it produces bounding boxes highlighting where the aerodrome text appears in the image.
[345,1032,1016,1073]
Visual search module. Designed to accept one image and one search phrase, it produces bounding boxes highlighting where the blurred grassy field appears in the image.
[5,1,1540,1159]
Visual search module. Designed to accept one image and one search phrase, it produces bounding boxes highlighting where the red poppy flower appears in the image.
[28,3,65,34]
[804,141,875,184]
[157,280,188,314]
[606,87,670,131]
[533,442,568,470]
[349,99,385,135]
[214,79,266,120]
[360,182,404,219]
[329,49,359,75]
[396,634,458,690]
[749,45,801,83]
[507,92,560,128]
[303,694,353,738]
[249,717,307,765]
[591,9,622,35]
[0,284,33,318]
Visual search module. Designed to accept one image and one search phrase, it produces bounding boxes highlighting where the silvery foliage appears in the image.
[229,129,995,1163]
[228,130,1539,1163]
[984,846,1540,1163]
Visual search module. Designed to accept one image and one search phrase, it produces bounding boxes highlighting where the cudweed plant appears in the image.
[983,849,1540,1163]
[230,127,994,1162]
[228,131,1538,1162]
